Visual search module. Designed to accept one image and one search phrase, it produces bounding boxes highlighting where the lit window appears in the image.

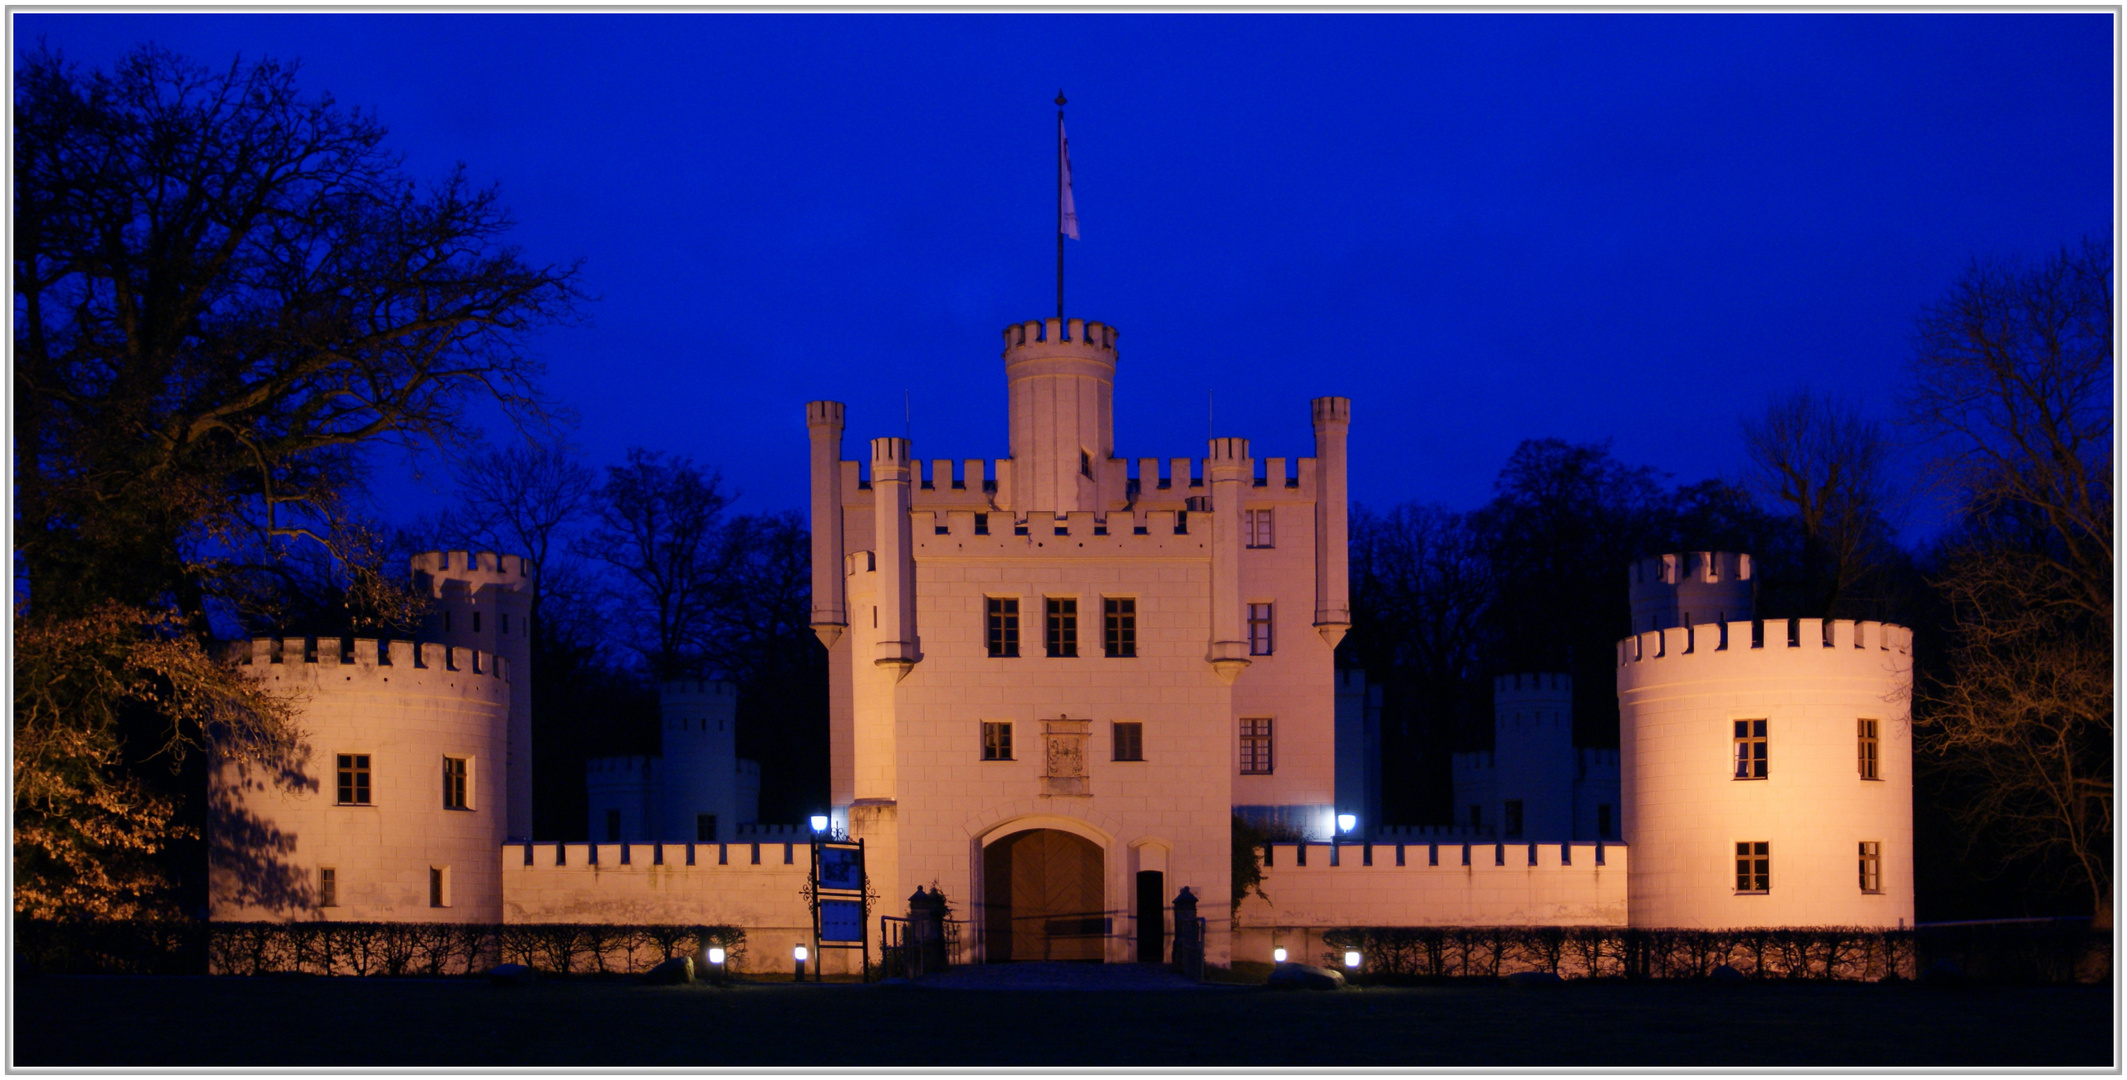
[981,721,1013,761]
[429,866,450,908]
[1735,842,1770,893]
[1859,841,1882,893]
[1733,720,1768,779]
[1239,719,1274,775]
[1248,603,1274,656]
[317,867,337,908]
[697,814,717,843]
[1103,597,1137,658]
[1245,508,1275,548]
[1858,719,1880,780]
[336,754,371,806]
[1112,721,1144,762]
[442,756,469,810]
[1504,800,1524,839]
[986,597,1020,658]
[1045,597,1079,658]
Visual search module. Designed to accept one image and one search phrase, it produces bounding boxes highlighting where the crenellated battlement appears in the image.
[1617,618,1914,666]
[411,550,535,593]
[1261,839,1622,873]
[585,755,657,776]
[907,508,1212,558]
[806,400,845,429]
[235,636,509,685]
[1001,316,1118,354]
[661,679,737,703]
[1374,824,1495,841]
[1630,551,1750,587]
[1494,672,1571,698]
[1311,396,1351,427]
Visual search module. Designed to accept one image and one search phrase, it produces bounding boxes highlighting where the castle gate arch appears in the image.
[982,829,1105,962]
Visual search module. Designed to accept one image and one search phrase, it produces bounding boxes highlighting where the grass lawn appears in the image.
[12,972,2113,1067]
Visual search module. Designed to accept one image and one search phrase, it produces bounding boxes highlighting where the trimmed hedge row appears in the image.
[15,920,746,977]
[1318,923,2107,984]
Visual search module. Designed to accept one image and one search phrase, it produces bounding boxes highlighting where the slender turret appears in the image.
[414,550,534,841]
[807,401,848,648]
[1310,397,1351,647]
[871,436,918,680]
[1206,436,1251,683]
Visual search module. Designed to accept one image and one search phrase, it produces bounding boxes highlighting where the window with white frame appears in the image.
[1857,719,1880,780]
[442,756,470,810]
[1247,603,1274,656]
[317,867,338,908]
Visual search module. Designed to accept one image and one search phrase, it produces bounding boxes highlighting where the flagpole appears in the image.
[1056,90,1066,322]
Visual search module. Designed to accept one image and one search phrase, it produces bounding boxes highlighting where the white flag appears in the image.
[1059,120,1080,240]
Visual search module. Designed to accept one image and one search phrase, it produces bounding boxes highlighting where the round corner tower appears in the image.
[656,679,741,843]
[1002,317,1117,514]
[1617,552,1914,929]
[414,550,535,840]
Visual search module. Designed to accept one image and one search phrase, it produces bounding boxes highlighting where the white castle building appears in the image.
[209,316,1916,969]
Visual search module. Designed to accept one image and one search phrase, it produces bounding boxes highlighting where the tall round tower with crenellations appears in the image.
[1618,552,1914,929]
[414,551,535,840]
[1002,317,1118,515]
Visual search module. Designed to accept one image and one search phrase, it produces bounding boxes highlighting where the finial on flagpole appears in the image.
[1056,90,1067,107]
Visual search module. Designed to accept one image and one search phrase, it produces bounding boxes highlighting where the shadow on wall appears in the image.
[208,748,317,915]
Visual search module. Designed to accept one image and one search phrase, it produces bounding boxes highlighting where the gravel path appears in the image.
[907,961,1219,991]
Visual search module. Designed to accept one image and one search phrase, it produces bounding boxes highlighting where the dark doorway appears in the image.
[982,829,1104,962]
[1135,870,1165,963]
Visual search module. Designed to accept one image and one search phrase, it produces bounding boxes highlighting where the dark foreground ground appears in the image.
[12,969,2114,1067]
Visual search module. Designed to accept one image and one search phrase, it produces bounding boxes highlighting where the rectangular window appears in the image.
[974,512,989,536]
[1469,804,1483,829]
[429,866,450,908]
[1239,718,1274,775]
[1597,804,1613,838]
[1858,719,1880,780]
[317,867,337,908]
[442,756,469,810]
[1112,721,1144,762]
[1504,800,1524,839]
[1045,597,1078,658]
[472,612,481,633]
[697,814,717,843]
[1733,719,1768,779]
[336,754,372,805]
[605,809,621,841]
[1103,597,1137,658]
[981,721,1013,761]
[501,613,509,636]
[1859,841,1882,893]
[1248,603,1274,656]
[1245,508,1275,548]
[986,597,1020,658]
[1735,841,1770,893]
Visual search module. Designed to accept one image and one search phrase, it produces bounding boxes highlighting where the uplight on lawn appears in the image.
[793,944,808,981]
[1273,948,1287,963]
[1344,951,1362,970]
[707,946,726,983]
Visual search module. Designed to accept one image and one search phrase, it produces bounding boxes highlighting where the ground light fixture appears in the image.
[1273,947,1287,963]
[1337,813,1356,834]
[793,944,808,980]
[707,946,726,983]
[1344,950,1362,970]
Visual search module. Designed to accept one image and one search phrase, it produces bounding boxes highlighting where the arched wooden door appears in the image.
[982,829,1105,962]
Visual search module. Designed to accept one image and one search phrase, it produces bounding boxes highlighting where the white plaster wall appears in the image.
[501,842,846,973]
[1233,841,1629,961]
[1619,619,1915,929]
[212,638,510,922]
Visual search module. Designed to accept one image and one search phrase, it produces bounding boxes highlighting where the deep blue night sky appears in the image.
[15,13,2113,535]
